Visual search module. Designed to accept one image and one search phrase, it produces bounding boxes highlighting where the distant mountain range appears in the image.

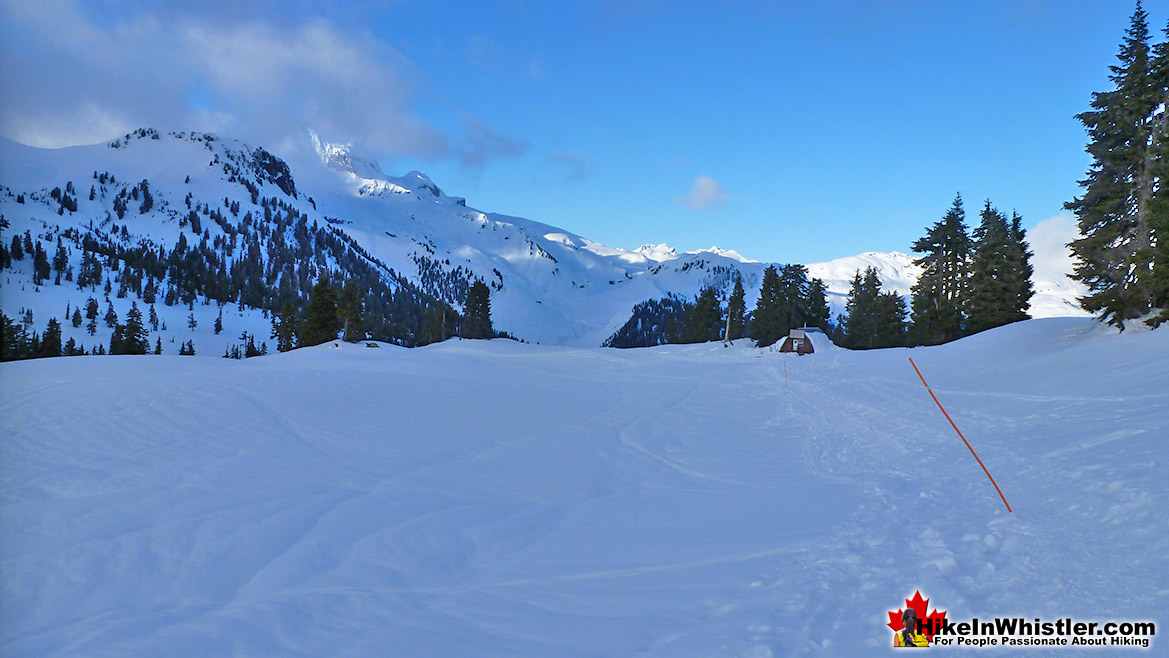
[0,128,1087,353]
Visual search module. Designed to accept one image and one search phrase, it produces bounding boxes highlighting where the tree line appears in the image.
[604,264,831,348]
[835,194,1034,349]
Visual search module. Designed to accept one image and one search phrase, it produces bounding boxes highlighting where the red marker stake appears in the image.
[909,357,1012,513]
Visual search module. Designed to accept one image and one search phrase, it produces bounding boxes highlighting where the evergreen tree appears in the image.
[1067,2,1164,328]
[804,277,832,332]
[910,194,971,344]
[2,312,27,360]
[681,286,723,343]
[872,291,908,348]
[301,276,341,346]
[52,241,68,276]
[725,276,747,341]
[111,302,149,355]
[1145,18,1169,325]
[38,318,63,358]
[104,302,118,328]
[1008,211,1036,321]
[33,241,50,284]
[842,268,879,349]
[10,235,23,260]
[214,308,223,335]
[775,264,811,335]
[337,279,364,342]
[842,267,906,349]
[71,308,82,328]
[463,280,493,339]
[751,265,783,346]
[154,337,163,355]
[272,300,298,352]
[422,300,458,344]
[968,201,1020,333]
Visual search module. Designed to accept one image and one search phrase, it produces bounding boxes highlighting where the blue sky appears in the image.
[0,0,1160,263]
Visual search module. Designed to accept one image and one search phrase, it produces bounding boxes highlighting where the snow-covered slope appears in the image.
[0,129,1086,351]
[2,318,1165,656]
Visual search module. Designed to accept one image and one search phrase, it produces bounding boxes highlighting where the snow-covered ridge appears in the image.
[0,128,1087,349]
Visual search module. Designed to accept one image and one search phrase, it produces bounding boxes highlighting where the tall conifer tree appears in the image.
[910,194,971,344]
[1067,2,1163,327]
[751,265,783,346]
[725,276,747,341]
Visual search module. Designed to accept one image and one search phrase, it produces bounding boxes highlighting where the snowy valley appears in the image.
[0,128,1085,359]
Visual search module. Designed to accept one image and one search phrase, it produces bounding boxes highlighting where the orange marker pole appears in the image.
[908,357,1012,513]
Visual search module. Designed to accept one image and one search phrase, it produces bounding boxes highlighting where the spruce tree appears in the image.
[682,286,723,343]
[272,300,299,352]
[775,264,810,335]
[463,281,493,339]
[872,291,908,348]
[422,301,458,344]
[843,267,906,349]
[725,276,747,341]
[968,201,1018,333]
[337,280,364,342]
[751,265,783,346]
[2,313,24,360]
[842,268,879,349]
[1067,2,1162,328]
[804,277,832,332]
[33,242,50,284]
[1146,19,1169,325]
[1007,211,1036,322]
[113,302,149,355]
[910,194,971,344]
[38,318,63,358]
[301,276,340,346]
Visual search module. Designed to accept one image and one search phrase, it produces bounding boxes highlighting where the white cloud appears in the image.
[676,174,730,212]
[0,1,522,171]
[1029,212,1081,284]
[1027,212,1091,318]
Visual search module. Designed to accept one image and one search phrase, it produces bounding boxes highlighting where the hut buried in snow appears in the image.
[778,328,814,355]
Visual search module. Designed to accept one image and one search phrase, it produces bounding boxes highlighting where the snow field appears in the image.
[1,317,1166,656]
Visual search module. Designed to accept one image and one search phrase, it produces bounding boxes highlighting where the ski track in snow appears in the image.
[2,318,1167,657]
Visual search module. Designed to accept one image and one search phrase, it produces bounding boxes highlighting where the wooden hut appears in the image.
[778,328,814,355]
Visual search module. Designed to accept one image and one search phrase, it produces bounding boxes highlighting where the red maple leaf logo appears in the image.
[888,590,947,642]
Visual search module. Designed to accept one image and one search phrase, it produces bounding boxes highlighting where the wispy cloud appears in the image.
[676,174,730,212]
[455,115,529,170]
[0,0,524,172]
[544,151,595,182]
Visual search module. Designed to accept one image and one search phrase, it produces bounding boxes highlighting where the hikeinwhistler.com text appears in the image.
[922,617,1155,649]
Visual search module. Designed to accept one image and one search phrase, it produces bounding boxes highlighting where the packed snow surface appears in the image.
[2,318,1166,656]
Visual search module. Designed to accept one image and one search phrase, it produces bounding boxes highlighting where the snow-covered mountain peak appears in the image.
[309,130,383,179]
[308,132,452,202]
[633,243,677,261]
[689,246,755,263]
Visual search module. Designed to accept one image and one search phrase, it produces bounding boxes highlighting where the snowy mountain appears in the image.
[0,128,1086,355]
